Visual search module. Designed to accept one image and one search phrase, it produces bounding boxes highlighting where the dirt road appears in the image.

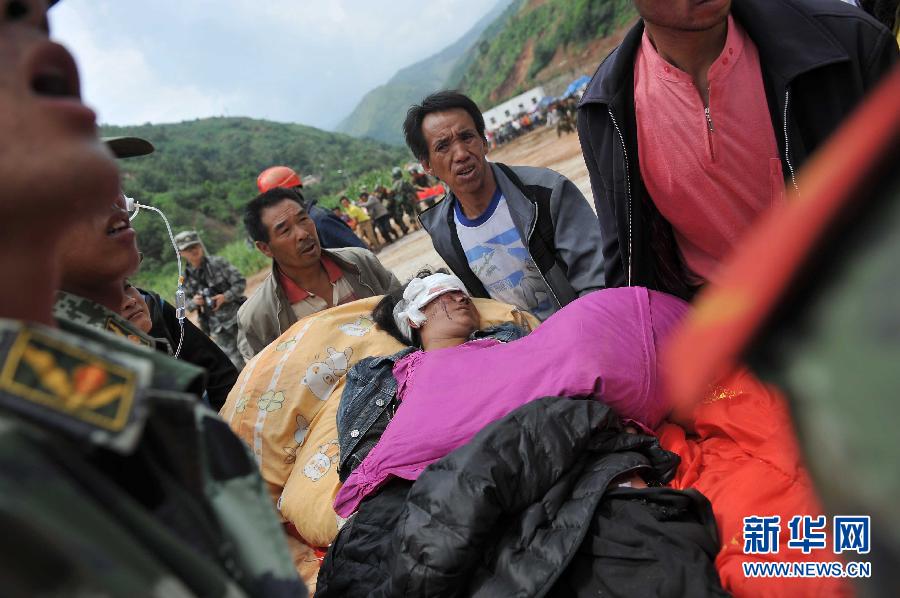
[245,125,589,297]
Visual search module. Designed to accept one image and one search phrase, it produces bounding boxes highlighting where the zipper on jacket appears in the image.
[526,206,562,309]
[357,271,377,297]
[608,107,633,286]
[783,88,799,194]
[704,106,716,161]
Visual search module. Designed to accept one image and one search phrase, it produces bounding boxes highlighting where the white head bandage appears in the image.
[392,273,469,343]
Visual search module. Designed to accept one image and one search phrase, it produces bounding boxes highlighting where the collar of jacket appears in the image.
[266,247,378,321]
[418,162,540,296]
[358,322,527,370]
[53,290,161,350]
[579,0,851,110]
[421,163,538,234]
[184,255,210,277]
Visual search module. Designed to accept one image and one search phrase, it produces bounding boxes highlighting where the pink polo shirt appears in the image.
[634,15,785,283]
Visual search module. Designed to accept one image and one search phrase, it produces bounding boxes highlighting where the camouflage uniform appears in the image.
[390,177,421,229]
[0,308,306,596]
[54,290,166,352]
[183,255,247,370]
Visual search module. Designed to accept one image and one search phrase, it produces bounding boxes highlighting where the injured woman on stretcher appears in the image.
[316,271,731,596]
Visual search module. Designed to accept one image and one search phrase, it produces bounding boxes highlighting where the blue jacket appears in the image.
[336,323,528,481]
[310,204,367,250]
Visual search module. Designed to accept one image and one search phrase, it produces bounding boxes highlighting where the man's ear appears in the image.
[420,159,434,178]
[255,240,274,259]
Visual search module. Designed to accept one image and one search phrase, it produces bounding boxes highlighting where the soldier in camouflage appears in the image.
[390,166,422,229]
[0,2,306,595]
[175,231,247,370]
[9,309,306,597]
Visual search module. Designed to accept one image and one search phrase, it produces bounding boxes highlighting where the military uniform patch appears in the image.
[105,316,154,348]
[0,328,137,432]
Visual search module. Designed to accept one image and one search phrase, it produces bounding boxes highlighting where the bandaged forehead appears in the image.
[392,273,469,341]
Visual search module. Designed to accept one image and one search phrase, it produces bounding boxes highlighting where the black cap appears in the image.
[103,136,155,159]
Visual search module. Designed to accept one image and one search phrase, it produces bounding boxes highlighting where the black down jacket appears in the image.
[316,397,726,597]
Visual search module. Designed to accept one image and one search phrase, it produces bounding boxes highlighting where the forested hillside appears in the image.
[337,0,636,146]
[103,117,408,273]
[335,0,515,145]
[453,0,637,106]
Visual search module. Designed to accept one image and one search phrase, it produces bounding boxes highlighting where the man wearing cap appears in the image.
[257,165,367,250]
[54,136,159,346]
[239,187,401,359]
[175,230,246,369]
[0,2,304,594]
[64,137,240,410]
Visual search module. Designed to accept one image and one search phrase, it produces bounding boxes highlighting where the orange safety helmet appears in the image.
[257,166,302,192]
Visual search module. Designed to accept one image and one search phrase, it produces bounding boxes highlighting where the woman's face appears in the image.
[419,291,480,339]
[119,284,152,333]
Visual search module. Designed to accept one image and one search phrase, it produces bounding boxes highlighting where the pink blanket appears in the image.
[335,287,688,516]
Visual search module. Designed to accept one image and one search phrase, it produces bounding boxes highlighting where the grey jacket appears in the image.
[361,196,389,220]
[236,247,401,360]
[419,162,605,315]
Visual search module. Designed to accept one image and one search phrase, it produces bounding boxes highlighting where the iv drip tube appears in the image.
[133,201,186,358]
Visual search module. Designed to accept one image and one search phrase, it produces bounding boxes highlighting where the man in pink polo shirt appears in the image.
[579,0,897,297]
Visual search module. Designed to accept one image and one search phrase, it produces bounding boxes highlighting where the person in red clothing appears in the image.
[578,0,897,298]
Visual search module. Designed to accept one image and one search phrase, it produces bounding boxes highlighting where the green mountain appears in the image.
[337,0,635,145]
[453,0,637,107]
[335,0,516,146]
[102,117,409,271]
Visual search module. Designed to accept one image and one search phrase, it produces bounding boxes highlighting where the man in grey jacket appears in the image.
[238,187,401,360]
[358,190,397,245]
[404,91,605,320]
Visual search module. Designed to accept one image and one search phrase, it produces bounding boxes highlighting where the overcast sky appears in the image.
[50,1,499,130]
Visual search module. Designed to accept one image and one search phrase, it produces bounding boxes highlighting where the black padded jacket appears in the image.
[316,398,727,597]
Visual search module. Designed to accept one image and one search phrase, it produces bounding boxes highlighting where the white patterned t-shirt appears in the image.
[454,190,555,320]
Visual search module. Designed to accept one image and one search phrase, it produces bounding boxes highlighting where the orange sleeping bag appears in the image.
[658,369,852,597]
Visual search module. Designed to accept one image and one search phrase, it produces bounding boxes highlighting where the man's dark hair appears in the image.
[243,187,306,243]
[403,90,486,162]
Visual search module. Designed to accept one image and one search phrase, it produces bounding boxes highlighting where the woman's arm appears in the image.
[336,352,412,482]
